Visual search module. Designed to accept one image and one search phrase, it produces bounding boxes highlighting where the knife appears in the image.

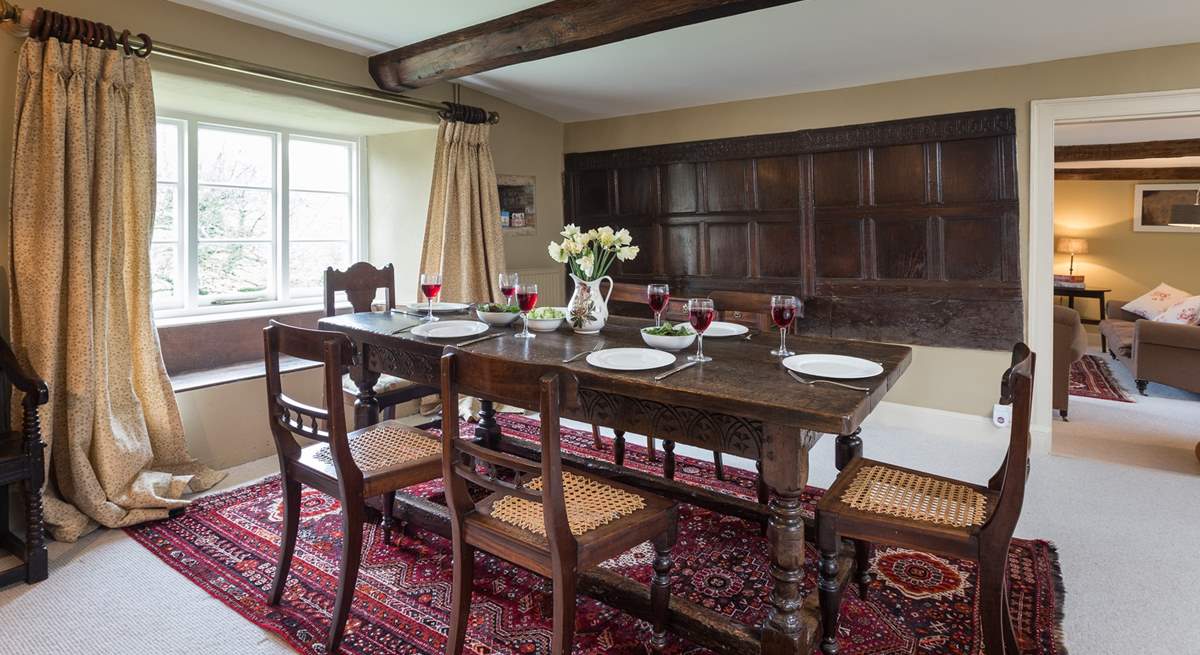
[654,360,699,381]
[455,332,503,347]
[786,369,870,392]
[391,323,418,334]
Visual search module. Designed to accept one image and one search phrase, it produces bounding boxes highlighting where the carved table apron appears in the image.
[319,312,911,655]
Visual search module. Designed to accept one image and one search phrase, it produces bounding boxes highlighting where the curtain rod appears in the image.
[0,0,500,123]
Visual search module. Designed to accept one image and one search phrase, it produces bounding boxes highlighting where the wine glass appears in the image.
[515,283,539,339]
[647,283,670,327]
[687,298,715,363]
[770,295,799,357]
[419,273,442,322]
[498,272,519,308]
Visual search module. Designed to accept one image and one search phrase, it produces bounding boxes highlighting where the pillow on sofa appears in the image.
[1123,283,1192,319]
[1154,295,1200,325]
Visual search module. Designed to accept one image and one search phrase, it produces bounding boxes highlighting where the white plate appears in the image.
[702,321,750,338]
[404,302,470,313]
[586,348,677,371]
[782,354,884,379]
[410,320,489,339]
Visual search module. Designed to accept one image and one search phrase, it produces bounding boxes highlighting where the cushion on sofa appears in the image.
[1153,295,1200,326]
[1122,283,1191,319]
[1099,319,1135,357]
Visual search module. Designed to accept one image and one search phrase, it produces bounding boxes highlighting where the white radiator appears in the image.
[513,266,567,307]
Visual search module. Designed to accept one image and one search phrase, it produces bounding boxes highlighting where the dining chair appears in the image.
[324,262,438,420]
[815,343,1034,655]
[440,347,679,654]
[262,320,443,653]
[0,334,49,587]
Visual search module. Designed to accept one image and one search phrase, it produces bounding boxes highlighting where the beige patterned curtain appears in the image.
[8,39,223,542]
[419,119,506,303]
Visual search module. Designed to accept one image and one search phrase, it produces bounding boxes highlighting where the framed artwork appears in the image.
[1133,183,1200,233]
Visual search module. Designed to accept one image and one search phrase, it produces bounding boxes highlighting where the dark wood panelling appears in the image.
[871,144,927,205]
[563,108,1021,350]
[754,157,800,210]
[662,162,698,214]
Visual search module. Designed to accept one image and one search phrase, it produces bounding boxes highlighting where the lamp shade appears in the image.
[1055,237,1089,255]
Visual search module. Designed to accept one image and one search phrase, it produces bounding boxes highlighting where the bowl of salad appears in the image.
[640,322,697,351]
[476,303,521,326]
[526,307,567,332]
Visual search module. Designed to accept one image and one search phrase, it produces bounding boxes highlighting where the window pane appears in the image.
[155,184,178,241]
[198,127,273,187]
[156,122,179,182]
[151,244,177,302]
[289,242,349,293]
[289,191,350,240]
[198,186,272,240]
[198,243,272,298]
[290,139,350,192]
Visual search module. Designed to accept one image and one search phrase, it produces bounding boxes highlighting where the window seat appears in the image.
[170,355,320,393]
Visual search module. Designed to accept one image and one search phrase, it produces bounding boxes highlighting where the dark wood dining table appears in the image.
[318,310,912,655]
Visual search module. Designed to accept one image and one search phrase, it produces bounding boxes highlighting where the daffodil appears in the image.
[616,228,632,246]
[577,253,595,278]
[597,226,617,248]
[548,241,568,263]
[561,224,581,239]
[616,245,640,261]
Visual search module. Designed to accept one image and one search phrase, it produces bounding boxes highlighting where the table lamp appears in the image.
[1056,237,1088,275]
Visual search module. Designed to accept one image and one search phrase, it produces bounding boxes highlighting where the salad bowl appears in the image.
[475,303,521,326]
[526,307,567,332]
[640,323,697,351]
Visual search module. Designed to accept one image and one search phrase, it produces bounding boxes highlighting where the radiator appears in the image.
[512,267,567,307]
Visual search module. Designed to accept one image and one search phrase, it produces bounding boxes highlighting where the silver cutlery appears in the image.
[391,324,418,334]
[562,342,604,363]
[654,360,699,381]
[786,369,870,392]
[456,332,503,347]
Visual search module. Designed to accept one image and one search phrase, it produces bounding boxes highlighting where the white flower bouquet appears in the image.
[547,224,639,281]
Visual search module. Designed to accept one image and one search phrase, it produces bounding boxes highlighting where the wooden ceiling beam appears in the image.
[1054,167,1200,181]
[1055,138,1200,162]
[369,0,804,91]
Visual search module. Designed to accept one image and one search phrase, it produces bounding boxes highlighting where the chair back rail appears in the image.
[324,262,396,316]
[983,342,1035,536]
[440,347,579,552]
[263,320,361,486]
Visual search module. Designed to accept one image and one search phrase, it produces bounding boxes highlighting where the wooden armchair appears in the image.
[440,346,678,654]
[0,335,49,587]
[815,343,1034,655]
[324,262,438,420]
[263,321,443,653]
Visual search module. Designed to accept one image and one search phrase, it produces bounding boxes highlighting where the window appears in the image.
[152,117,361,317]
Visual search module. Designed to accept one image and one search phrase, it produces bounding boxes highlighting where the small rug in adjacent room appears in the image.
[127,415,1068,655]
[1069,354,1133,402]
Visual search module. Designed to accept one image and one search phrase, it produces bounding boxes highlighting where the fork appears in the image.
[562,342,604,363]
[786,369,870,392]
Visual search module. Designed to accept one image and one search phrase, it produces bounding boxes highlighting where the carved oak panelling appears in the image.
[704,160,751,212]
[757,221,805,278]
[873,217,930,280]
[815,219,864,279]
[577,388,763,459]
[812,150,862,208]
[665,224,701,276]
[707,223,750,278]
[662,162,698,214]
[871,143,928,205]
[616,166,657,217]
[939,138,1000,203]
[572,169,612,218]
[366,342,439,384]
[754,156,800,210]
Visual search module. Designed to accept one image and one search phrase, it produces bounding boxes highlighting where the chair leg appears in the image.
[591,424,604,451]
[381,491,397,546]
[817,518,843,655]
[22,472,48,584]
[550,566,578,655]
[978,553,1015,655]
[383,404,396,421]
[662,440,676,480]
[1136,379,1149,396]
[446,538,475,655]
[268,477,301,605]
[756,460,769,535]
[712,451,726,480]
[647,436,659,462]
[327,503,366,654]
[613,430,626,466]
[853,540,872,598]
[1058,408,1069,422]
[650,516,678,651]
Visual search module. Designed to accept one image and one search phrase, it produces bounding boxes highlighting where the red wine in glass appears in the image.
[517,290,539,312]
[500,285,517,299]
[420,283,442,300]
[498,272,519,308]
[689,306,714,332]
[419,273,442,322]
[771,305,796,328]
[686,298,715,363]
[647,283,669,326]
[770,295,799,356]
[648,291,669,313]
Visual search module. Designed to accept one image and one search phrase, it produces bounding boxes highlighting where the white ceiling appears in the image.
[172,0,1200,122]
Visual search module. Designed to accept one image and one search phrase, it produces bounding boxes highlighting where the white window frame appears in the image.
[153,112,366,321]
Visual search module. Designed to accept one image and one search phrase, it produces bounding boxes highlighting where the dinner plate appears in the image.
[702,321,750,338]
[586,348,676,371]
[410,320,489,339]
[782,354,884,379]
[404,301,470,313]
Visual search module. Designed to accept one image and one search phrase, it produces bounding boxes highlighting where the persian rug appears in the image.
[1069,354,1133,402]
[127,415,1068,655]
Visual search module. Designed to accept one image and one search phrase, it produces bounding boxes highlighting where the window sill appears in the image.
[171,355,321,393]
[156,301,349,328]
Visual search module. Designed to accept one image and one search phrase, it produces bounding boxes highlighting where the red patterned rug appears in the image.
[1069,354,1133,402]
[126,415,1067,654]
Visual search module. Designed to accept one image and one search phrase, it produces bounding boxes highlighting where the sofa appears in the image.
[1054,305,1088,420]
[1099,300,1200,395]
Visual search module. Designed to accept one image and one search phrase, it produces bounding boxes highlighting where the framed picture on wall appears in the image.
[1133,183,1200,233]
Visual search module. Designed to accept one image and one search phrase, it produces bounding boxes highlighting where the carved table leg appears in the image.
[662,440,676,480]
[351,345,381,430]
[613,430,627,466]
[833,429,862,472]
[760,425,819,654]
[23,402,47,583]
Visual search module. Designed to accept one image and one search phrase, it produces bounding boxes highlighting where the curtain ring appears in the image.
[85,20,97,47]
[134,33,153,58]
[68,16,81,43]
[29,8,43,38]
[102,23,116,49]
[45,11,60,41]
[119,29,133,56]
[39,10,55,41]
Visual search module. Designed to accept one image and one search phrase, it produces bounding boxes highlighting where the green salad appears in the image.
[643,322,693,337]
[478,303,519,313]
[528,307,565,320]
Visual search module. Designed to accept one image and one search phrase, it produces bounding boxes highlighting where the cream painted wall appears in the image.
[1054,179,1200,305]
[564,42,1200,417]
[367,128,439,300]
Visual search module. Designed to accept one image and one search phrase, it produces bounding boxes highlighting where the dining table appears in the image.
[318,309,912,655]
